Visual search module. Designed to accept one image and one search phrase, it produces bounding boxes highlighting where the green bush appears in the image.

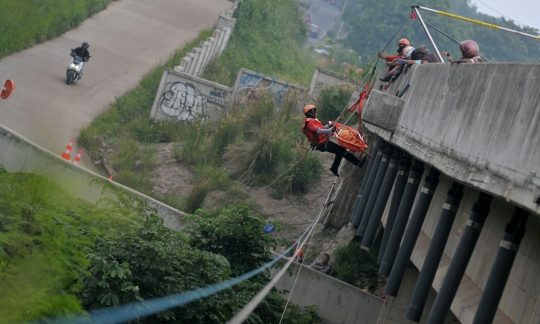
[0,0,116,59]
[331,240,379,288]
[202,0,316,87]
[315,85,356,124]
[271,151,322,199]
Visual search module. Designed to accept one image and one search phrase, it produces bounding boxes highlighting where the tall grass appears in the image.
[315,85,356,124]
[0,0,116,59]
[202,0,317,87]
[332,240,379,288]
[78,0,324,211]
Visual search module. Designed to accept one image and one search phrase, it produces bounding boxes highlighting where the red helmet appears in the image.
[459,40,479,58]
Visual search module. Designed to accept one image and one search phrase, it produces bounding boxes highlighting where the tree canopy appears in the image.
[0,169,319,323]
[342,0,540,63]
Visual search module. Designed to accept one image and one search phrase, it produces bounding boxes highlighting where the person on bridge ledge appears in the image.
[448,40,483,64]
[311,253,332,274]
[301,105,365,177]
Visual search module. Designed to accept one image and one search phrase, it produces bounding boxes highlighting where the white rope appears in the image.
[226,179,338,324]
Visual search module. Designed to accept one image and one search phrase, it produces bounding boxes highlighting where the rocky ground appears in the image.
[148,142,357,263]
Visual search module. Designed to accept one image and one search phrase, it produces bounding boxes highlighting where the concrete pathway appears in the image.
[0,0,230,167]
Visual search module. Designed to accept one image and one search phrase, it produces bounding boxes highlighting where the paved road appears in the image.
[0,0,230,168]
[305,0,342,46]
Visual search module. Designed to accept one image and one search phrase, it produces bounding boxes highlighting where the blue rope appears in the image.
[47,218,318,324]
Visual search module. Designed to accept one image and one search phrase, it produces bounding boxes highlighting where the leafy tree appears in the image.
[183,206,281,276]
[342,0,540,63]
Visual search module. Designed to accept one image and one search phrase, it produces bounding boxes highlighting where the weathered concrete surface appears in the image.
[308,67,359,101]
[0,124,186,231]
[392,63,540,217]
[271,254,384,324]
[150,68,232,121]
[0,0,230,169]
[366,63,540,218]
[363,90,405,133]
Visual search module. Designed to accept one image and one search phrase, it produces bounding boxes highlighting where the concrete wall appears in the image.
[232,68,308,109]
[150,68,233,122]
[272,255,384,324]
[352,62,540,323]
[374,63,540,217]
[308,67,360,101]
[173,3,237,77]
[363,90,405,133]
[0,124,186,231]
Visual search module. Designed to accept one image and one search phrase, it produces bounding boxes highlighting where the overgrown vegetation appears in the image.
[79,0,326,212]
[78,29,215,193]
[0,0,116,59]
[314,85,356,124]
[331,240,380,289]
[171,91,323,207]
[0,169,320,323]
[202,0,316,86]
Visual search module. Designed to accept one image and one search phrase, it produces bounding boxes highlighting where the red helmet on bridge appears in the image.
[459,40,479,58]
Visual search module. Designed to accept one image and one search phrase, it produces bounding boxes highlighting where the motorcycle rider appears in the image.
[70,42,90,79]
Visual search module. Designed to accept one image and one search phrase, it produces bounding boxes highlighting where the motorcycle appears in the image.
[66,49,89,85]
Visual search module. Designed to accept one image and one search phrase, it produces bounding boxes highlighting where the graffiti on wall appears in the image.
[234,72,302,106]
[159,82,229,121]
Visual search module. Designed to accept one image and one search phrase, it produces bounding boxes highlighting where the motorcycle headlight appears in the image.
[70,64,77,68]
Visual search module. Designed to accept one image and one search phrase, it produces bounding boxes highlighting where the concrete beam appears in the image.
[363,90,405,133]
[364,63,540,218]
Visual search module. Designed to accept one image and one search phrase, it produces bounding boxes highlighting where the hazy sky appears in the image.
[471,0,540,32]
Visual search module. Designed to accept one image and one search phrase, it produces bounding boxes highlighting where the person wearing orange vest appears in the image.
[301,105,365,177]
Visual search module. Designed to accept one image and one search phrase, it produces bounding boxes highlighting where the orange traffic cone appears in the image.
[108,175,113,181]
[61,139,74,161]
[73,150,82,164]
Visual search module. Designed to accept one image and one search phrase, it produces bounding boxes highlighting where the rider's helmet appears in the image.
[415,45,430,54]
[459,40,479,58]
[403,46,415,59]
[82,42,90,48]
[303,105,316,117]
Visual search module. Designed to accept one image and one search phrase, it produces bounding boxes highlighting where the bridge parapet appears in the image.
[365,63,540,217]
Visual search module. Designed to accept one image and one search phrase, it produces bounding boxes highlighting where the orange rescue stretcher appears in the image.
[330,122,368,152]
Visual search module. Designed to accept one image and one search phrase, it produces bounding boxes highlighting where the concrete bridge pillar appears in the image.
[377,154,412,264]
[426,192,493,324]
[350,138,385,227]
[348,140,381,228]
[379,160,425,276]
[357,144,394,238]
[473,207,530,324]
[406,181,465,322]
[361,149,401,248]
[385,167,440,296]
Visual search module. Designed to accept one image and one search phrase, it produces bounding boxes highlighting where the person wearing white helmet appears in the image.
[398,45,439,65]
[382,46,417,90]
